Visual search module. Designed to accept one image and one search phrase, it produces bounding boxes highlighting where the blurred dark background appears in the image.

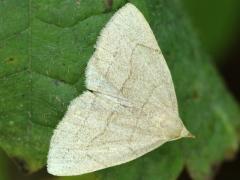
[0,0,239,179]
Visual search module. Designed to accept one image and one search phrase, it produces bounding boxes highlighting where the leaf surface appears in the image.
[0,0,239,179]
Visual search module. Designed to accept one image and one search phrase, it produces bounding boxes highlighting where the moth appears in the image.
[47,3,192,176]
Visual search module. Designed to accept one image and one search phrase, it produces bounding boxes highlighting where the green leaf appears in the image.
[0,149,10,180]
[0,0,125,172]
[182,0,240,58]
[0,0,239,179]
